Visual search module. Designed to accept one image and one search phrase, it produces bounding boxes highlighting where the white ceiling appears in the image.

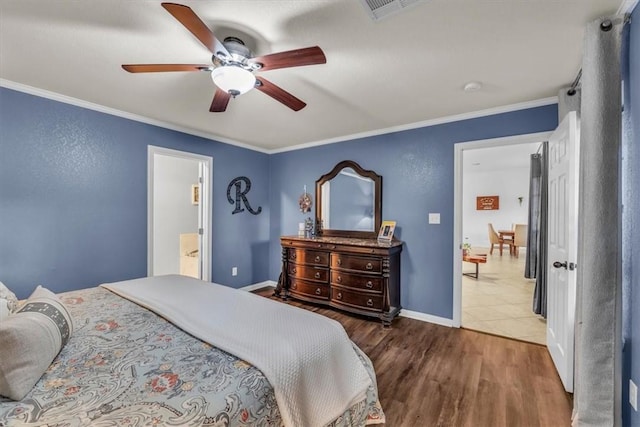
[464,142,541,173]
[0,0,623,152]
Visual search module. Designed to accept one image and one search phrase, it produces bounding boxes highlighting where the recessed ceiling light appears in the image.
[463,81,483,92]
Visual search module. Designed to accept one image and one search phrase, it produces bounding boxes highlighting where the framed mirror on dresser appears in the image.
[276,160,402,326]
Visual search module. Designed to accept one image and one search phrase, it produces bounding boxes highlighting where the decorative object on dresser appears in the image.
[277,160,402,325]
[298,184,312,213]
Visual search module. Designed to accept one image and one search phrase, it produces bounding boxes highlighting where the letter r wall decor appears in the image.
[226,176,262,215]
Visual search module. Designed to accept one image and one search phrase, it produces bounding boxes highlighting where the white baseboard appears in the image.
[240,282,454,327]
[399,309,454,327]
[240,281,277,292]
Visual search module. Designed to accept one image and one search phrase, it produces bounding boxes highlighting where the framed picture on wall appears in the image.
[377,220,396,243]
[191,184,200,205]
[476,195,499,210]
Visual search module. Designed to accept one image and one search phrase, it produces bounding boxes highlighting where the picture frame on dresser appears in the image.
[377,220,396,244]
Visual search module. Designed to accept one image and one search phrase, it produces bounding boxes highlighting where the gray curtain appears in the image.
[527,142,548,318]
[572,15,625,427]
[558,84,582,121]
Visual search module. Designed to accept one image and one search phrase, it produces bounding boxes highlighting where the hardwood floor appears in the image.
[255,288,572,427]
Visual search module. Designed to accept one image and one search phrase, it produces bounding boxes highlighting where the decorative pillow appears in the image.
[0,281,18,313]
[0,286,74,400]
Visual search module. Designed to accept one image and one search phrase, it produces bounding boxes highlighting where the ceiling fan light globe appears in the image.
[211,66,256,95]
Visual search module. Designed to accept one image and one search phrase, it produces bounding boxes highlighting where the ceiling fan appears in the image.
[122,3,326,112]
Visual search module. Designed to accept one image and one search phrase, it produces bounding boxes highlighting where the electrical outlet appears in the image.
[232,267,238,277]
[631,379,638,411]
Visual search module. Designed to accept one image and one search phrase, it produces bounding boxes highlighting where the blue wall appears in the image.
[0,88,271,299]
[622,4,639,425]
[269,105,558,318]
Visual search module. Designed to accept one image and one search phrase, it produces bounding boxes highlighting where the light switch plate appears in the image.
[428,213,440,224]
[232,267,238,277]
[631,380,638,411]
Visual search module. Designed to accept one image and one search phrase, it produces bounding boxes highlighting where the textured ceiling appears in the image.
[0,0,623,152]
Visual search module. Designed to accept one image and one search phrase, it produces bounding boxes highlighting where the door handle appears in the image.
[553,261,568,269]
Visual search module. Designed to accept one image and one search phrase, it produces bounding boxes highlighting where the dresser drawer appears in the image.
[289,278,330,300]
[331,271,383,293]
[331,254,382,273]
[331,288,383,312]
[288,264,329,283]
[288,249,329,267]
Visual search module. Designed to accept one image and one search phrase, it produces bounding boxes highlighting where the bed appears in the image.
[0,275,384,426]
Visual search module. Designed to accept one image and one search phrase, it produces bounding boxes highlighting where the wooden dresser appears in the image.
[278,236,402,325]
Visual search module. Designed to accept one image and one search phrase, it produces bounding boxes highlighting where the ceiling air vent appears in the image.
[359,0,425,21]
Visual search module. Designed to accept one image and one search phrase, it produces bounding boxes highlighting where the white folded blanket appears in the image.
[101,275,373,427]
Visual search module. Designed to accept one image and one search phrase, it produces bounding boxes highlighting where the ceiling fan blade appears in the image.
[255,77,306,111]
[161,3,229,57]
[250,46,326,72]
[122,64,210,73]
[210,88,231,112]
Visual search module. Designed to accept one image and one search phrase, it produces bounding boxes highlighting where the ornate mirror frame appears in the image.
[315,160,382,239]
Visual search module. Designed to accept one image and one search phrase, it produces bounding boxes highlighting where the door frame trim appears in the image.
[147,145,213,281]
[452,131,552,327]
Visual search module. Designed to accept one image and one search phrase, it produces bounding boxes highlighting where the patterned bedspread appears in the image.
[0,287,384,426]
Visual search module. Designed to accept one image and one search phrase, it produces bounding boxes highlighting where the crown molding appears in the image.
[269,96,558,154]
[0,79,270,154]
[2,78,558,155]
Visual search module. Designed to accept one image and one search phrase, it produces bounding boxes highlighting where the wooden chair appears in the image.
[488,223,506,255]
[510,224,528,257]
[502,223,515,248]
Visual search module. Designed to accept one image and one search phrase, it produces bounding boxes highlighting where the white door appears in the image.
[196,161,210,280]
[546,111,579,392]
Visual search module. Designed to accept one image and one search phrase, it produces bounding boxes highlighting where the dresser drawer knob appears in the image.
[290,252,297,259]
[337,259,342,266]
[366,281,373,289]
[337,292,342,300]
[292,267,297,274]
[337,276,342,283]
[366,299,374,307]
[315,255,321,262]
[315,272,321,279]
[366,262,373,270]
[315,288,322,295]
[292,283,297,290]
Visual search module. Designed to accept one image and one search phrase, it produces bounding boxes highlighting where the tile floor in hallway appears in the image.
[462,247,546,345]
